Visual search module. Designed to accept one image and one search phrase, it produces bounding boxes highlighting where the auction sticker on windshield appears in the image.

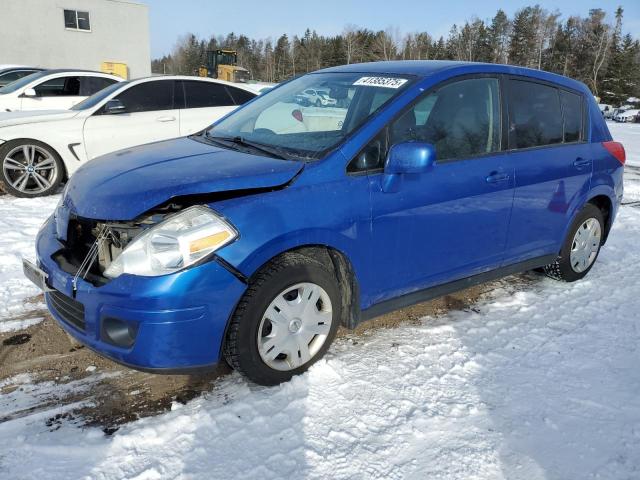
[353,77,408,88]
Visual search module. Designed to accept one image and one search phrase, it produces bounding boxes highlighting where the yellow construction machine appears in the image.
[200,49,250,83]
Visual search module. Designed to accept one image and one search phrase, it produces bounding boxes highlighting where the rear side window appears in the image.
[114,80,174,113]
[34,76,81,97]
[227,86,256,105]
[80,77,118,96]
[560,90,583,143]
[183,81,234,108]
[508,80,563,149]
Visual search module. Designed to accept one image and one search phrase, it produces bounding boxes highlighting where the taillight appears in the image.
[292,109,303,122]
[602,141,626,165]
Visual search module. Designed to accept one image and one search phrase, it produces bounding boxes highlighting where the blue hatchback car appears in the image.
[26,61,625,385]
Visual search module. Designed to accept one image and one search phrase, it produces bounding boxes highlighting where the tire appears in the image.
[223,252,341,386]
[0,140,64,198]
[544,203,604,282]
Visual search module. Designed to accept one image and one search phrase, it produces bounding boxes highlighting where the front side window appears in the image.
[64,9,90,31]
[34,76,81,97]
[208,72,413,160]
[183,81,234,108]
[509,80,563,149]
[350,77,501,172]
[560,90,584,143]
[113,80,174,113]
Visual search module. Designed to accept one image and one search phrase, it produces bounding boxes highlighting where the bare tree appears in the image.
[343,24,360,64]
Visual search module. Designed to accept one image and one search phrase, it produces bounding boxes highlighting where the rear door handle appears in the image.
[573,157,592,169]
[486,172,510,184]
[156,116,176,122]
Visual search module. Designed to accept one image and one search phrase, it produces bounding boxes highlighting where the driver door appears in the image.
[83,79,180,159]
[360,76,514,304]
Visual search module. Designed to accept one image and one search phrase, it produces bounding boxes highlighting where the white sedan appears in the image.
[0,76,257,197]
[613,109,639,123]
[0,69,122,112]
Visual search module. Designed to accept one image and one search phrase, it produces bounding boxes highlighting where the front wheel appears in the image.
[0,140,63,197]
[544,203,604,282]
[223,252,341,385]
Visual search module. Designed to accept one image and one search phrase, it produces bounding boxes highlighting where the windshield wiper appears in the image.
[205,134,291,160]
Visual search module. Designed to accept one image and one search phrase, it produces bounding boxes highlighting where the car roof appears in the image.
[0,65,43,71]
[319,60,589,94]
[38,69,120,76]
[129,75,257,94]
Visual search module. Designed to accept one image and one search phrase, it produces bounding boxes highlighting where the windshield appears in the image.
[0,70,50,94]
[71,81,128,111]
[207,72,413,160]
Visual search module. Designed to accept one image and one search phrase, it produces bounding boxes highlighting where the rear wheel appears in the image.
[0,140,63,197]
[544,203,604,282]
[223,252,341,385]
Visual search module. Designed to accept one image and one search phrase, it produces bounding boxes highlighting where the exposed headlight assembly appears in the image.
[104,206,237,279]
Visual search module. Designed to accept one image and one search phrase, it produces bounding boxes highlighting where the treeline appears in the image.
[151,6,640,105]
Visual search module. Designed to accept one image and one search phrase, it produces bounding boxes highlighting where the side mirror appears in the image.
[103,99,126,114]
[382,142,436,193]
[22,88,37,97]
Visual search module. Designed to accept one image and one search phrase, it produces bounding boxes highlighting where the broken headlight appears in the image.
[104,206,237,278]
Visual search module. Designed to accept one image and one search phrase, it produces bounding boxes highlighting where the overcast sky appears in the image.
[142,0,640,58]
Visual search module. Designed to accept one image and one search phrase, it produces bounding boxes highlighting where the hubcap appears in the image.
[257,282,333,371]
[2,144,57,194]
[569,217,601,273]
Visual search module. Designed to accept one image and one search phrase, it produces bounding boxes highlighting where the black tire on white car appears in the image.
[0,140,64,198]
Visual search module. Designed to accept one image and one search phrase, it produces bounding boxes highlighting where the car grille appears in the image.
[48,289,85,331]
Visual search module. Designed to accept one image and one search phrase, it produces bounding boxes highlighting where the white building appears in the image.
[0,0,150,79]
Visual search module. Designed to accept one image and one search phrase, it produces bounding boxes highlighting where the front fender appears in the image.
[210,173,375,306]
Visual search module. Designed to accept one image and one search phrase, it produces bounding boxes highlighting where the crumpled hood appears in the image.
[0,109,79,127]
[64,136,303,220]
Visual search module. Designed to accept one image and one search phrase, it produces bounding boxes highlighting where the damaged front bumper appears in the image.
[34,215,247,372]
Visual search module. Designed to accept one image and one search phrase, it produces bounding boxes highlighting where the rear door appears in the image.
[178,80,249,136]
[83,79,180,159]
[362,76,514,302]
[503,78,592,263]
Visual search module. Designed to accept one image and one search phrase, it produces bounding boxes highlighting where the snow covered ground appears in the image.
[0,122,639,479]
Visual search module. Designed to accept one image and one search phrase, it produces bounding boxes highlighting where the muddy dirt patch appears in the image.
[0,272,540,433]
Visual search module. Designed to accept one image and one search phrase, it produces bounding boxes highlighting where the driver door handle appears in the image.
[156,116,176,122]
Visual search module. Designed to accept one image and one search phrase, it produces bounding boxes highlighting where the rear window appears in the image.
[560,90,583,143]
[508,80,563,149]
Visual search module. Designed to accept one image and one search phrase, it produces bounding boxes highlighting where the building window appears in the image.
[64,9,90,31]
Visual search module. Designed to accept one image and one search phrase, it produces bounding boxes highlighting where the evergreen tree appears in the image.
[152,7,639,103]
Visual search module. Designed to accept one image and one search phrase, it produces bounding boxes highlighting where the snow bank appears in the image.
[1,206,639,478]
[0,195,57,332]
[1,124,639,479]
